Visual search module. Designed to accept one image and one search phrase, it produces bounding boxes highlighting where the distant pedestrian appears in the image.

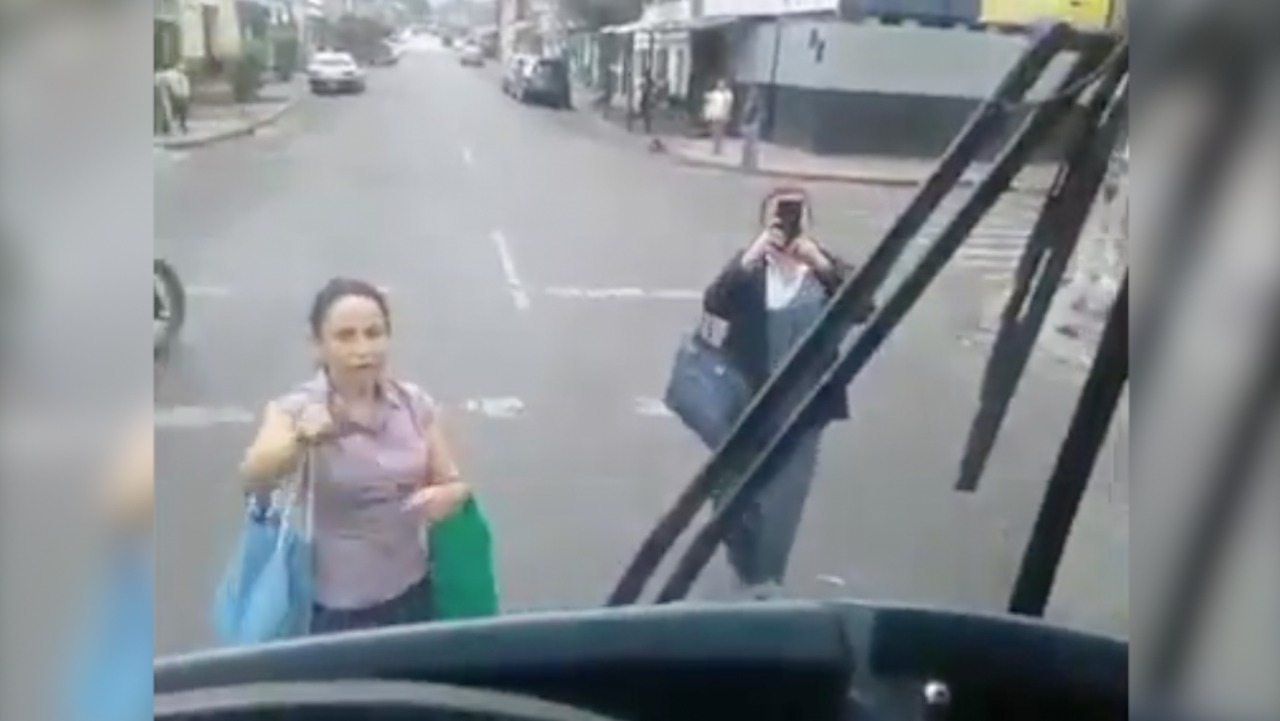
[703,79,734,155]
[640,71,655,134]
[157,63,191,134]
[238,278,472,633]
[700,188,874,599]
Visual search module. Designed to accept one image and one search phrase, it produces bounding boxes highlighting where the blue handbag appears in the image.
[62,543,153,721]
[664,316,753,449]
[213,456,315,646]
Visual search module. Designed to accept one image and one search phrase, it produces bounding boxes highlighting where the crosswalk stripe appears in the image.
[0,397,687,454]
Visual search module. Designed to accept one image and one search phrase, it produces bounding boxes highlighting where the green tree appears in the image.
[403,0,432,21]
[558,0,642,29]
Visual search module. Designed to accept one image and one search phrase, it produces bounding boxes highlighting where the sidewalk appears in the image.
[665,137,1059,194]
[155,80,302,150]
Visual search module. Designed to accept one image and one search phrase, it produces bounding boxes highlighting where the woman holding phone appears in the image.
[702,187,870,598]
[239,277,470,633]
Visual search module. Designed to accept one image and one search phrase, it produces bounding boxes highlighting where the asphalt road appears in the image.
[6,28,1278,720]
[0,35,1131,719]
[147,40,1129,658]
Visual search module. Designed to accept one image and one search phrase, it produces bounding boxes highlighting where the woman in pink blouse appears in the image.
[239,278,469,633]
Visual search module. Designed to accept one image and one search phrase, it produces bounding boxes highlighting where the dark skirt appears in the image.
[310,573,434,635]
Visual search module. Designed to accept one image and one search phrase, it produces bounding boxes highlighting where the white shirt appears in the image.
[704,88,733,123]
[765,256,809,310]
[157,68,190,99]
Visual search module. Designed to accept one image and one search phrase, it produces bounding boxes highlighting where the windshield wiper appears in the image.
[955,47,1127,494]
[609,23,1123,607]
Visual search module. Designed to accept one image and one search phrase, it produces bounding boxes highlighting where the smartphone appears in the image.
[774,199,804,241]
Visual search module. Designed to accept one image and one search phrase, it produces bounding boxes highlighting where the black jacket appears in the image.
[702,249,870,426]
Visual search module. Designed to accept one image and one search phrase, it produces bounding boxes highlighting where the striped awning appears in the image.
[600,15,739,35]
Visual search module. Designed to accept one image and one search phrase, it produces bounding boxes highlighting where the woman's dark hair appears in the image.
[308,277,391,337]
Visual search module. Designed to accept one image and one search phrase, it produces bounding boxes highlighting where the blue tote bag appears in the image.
[62,543,153,721]
[664,315,752,449]
[213,455,315,646]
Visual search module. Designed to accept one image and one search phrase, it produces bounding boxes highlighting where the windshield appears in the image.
[8,6,1279,721]
[146,20,1135,653]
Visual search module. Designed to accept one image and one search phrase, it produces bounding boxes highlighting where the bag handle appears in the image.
[696,312,730,348]
[278,448,315,541]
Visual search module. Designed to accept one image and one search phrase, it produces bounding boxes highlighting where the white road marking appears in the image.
[542,287,700,301]
[184,284,235,298]
[177,284,698,303]
[461,397,526,420]
[490,229,531,311]
[133,396,689,430]
[633,397,674,417]
[148,398,533,429]
[176,284,395,299]
[461,146,474,166]
[156,405,257,428]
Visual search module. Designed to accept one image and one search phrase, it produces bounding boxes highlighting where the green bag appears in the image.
[429,496,499,620]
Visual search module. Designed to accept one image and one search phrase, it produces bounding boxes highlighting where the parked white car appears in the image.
[307,51,366,95]
[459,43,484,67]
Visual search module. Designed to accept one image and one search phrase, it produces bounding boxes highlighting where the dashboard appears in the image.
[155,600,1127,721]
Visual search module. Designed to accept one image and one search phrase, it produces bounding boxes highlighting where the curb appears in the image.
[154,95,299,151]
[669,150,1051,196]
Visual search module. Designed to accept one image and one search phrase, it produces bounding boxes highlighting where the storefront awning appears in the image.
[599,15,740,35]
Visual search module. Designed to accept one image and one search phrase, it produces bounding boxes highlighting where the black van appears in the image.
[517,57,572,109]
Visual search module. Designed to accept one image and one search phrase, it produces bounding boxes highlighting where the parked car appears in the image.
[369,39,402,67]
[501,55,534,96]
[514,57,571,109]
[459,43,484,67]
[307,51,366,94]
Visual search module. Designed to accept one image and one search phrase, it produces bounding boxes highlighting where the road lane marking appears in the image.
[460,397,525,419]
[147,398,535,429]
[541,287,701,301]
[184,285,235,298]
[180,284,395,299]
[490,229,531,311]
[633,397,673,417]
[133,396,690,431]
[461,146,474,166]
[181,284,698,303]
[156,405,257,427]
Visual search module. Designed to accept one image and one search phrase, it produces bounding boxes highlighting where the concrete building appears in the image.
[720,10,1077,157]
[175,0,247,70]
[580,0,1113,157]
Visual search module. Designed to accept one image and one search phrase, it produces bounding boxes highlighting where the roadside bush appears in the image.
[230,53,264,103]
[274,37,300,80]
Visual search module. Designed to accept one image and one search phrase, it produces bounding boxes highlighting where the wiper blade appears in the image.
[608,24,1121,607]
[955,44,1129,493]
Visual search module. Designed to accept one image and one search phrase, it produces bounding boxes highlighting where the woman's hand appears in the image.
[106,413,154,530]
[743,227,786,266]
[294,403,336,444]
[403,482,469,523]
[789,236,833,272]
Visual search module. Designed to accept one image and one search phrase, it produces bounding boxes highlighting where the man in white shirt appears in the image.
[157,64,191,134]
[703,79,734,155]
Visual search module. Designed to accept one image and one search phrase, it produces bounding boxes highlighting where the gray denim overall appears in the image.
[719,274,827,590]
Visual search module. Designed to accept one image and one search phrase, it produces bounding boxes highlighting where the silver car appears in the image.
[459,43,484,67]
[307,52,366,95]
